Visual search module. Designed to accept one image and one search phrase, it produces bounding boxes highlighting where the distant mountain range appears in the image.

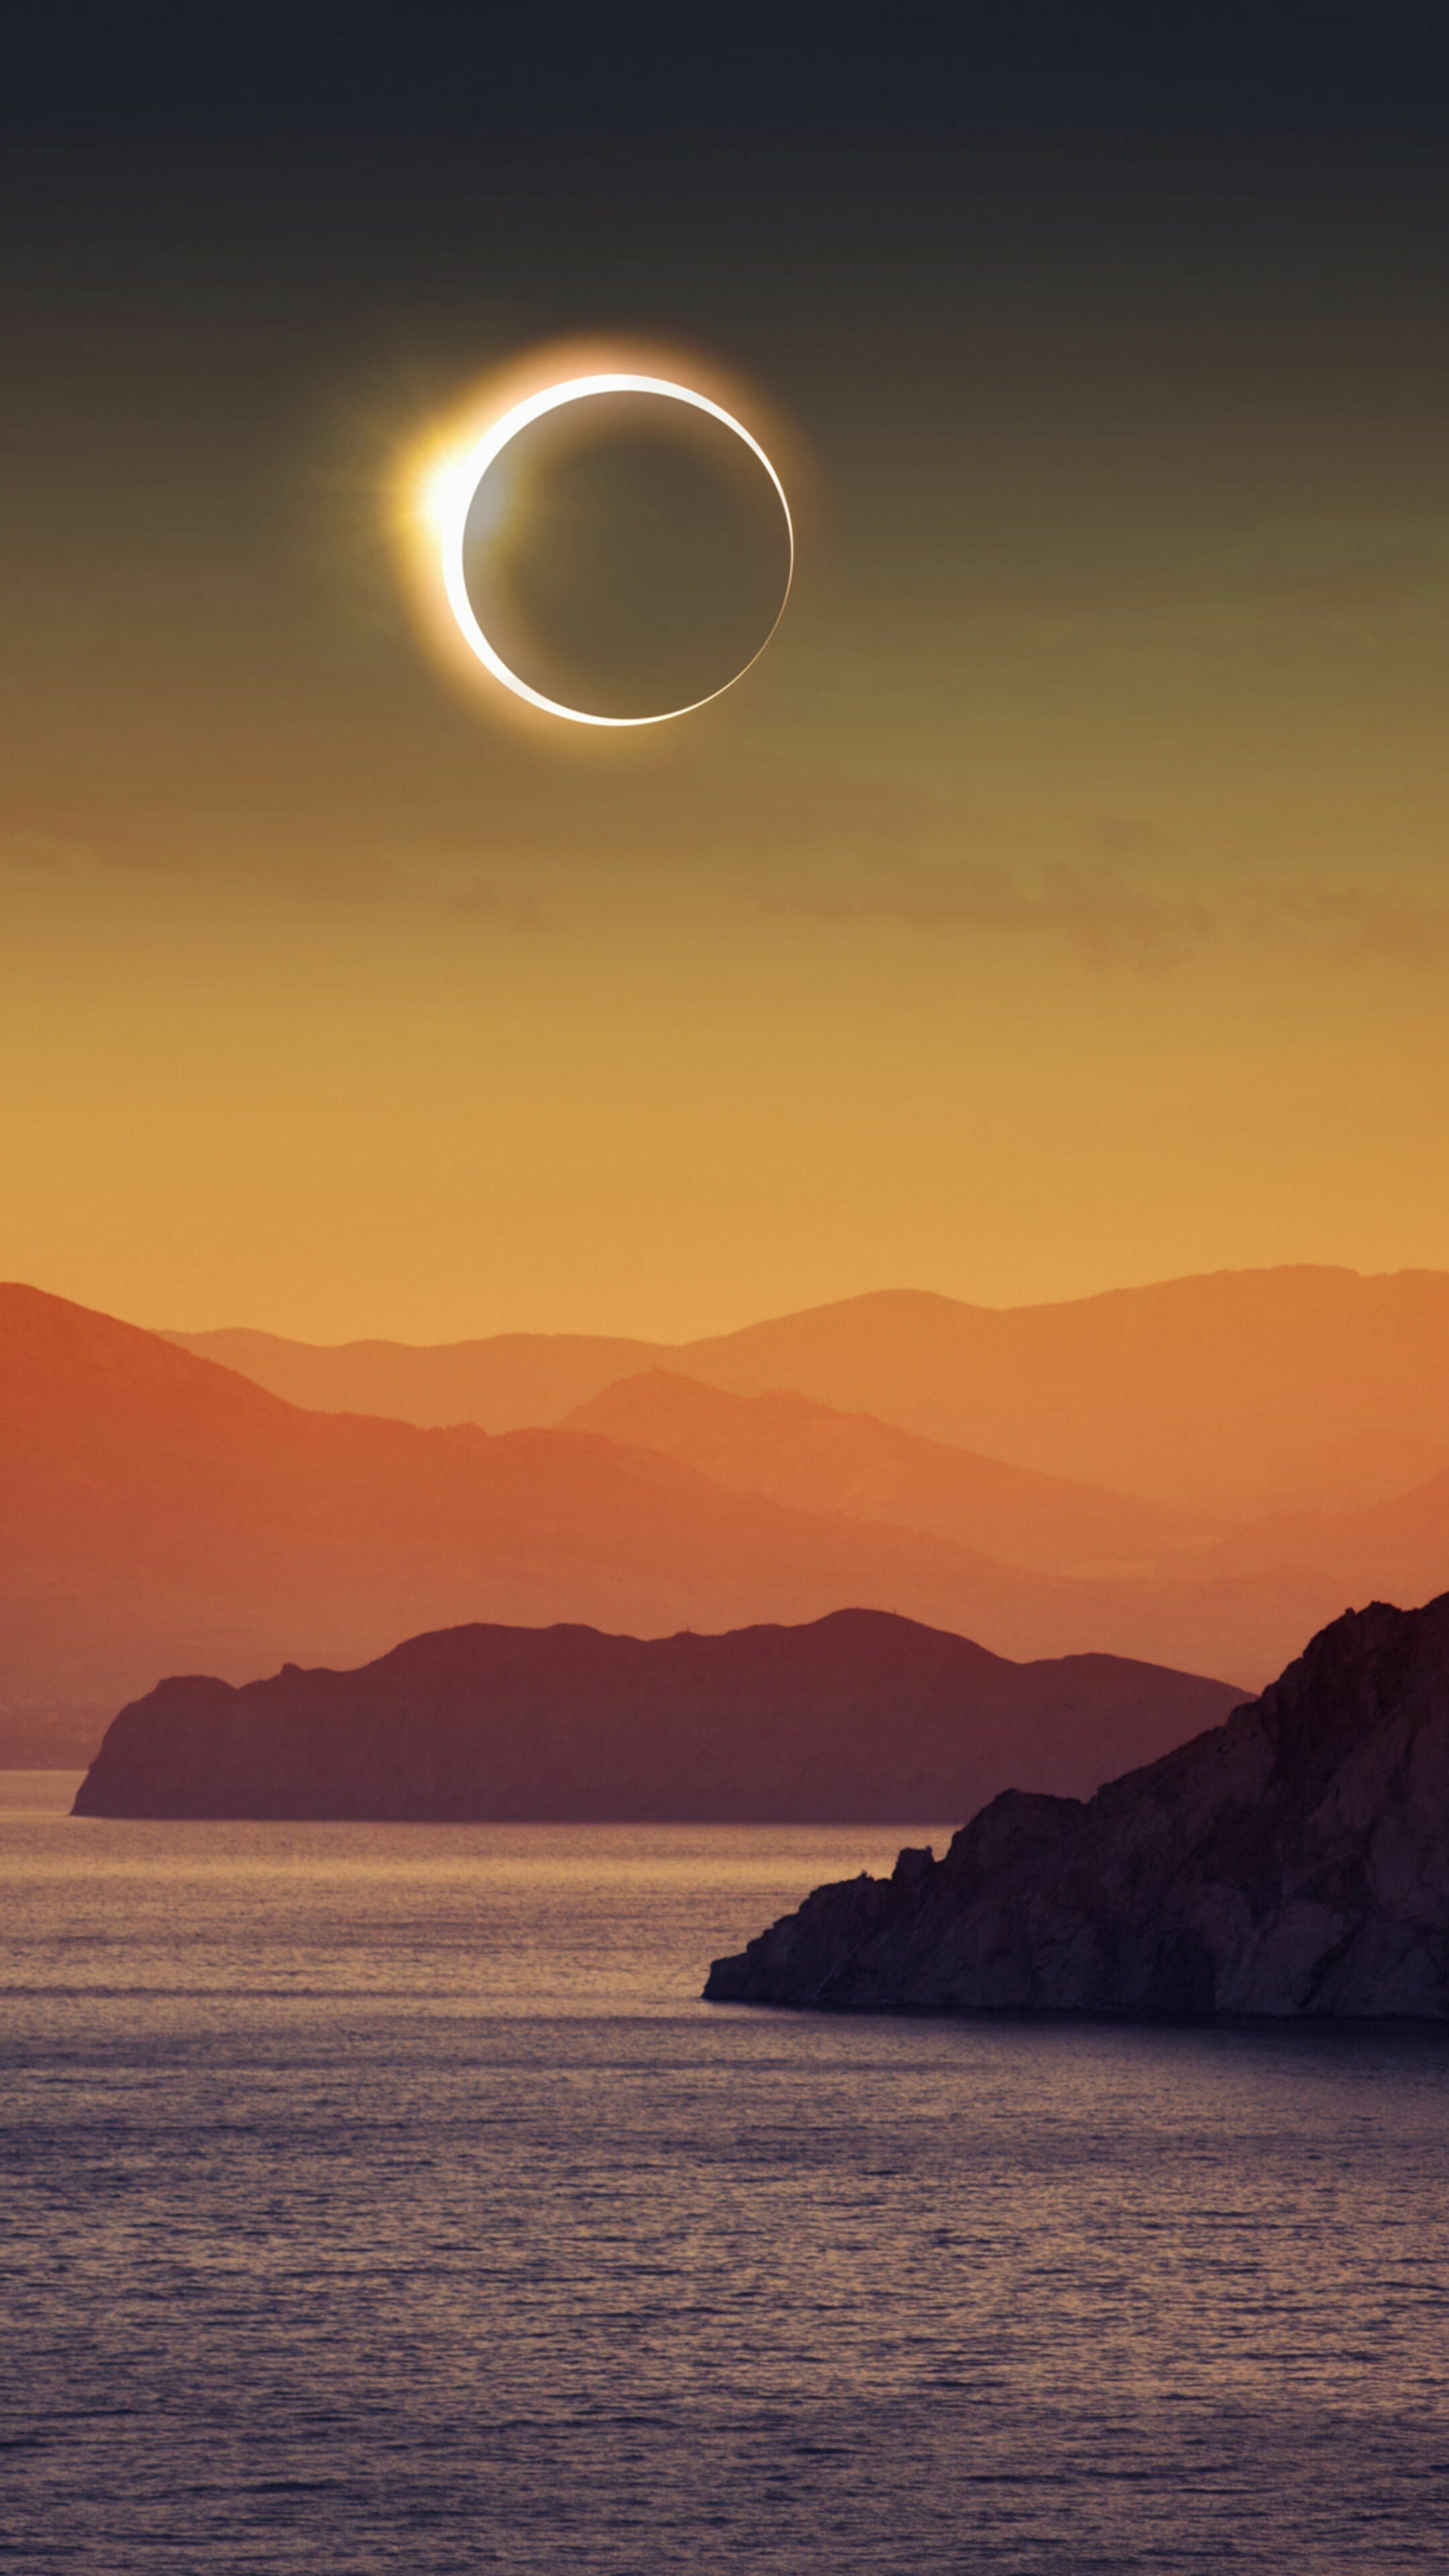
[71,1609,1244,1823]
[170,1265,1449,1515]
[9,1277,1449,1760]
[3,1282,1223,1755]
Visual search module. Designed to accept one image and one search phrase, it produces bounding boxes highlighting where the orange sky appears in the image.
[3,118,1448,1341]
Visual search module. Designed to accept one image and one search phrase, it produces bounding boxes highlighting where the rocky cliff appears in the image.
[705,1594,1449,2020]
[70,1609,1240,1822]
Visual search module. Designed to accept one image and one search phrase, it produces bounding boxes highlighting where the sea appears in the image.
[4,1770,1448,2574]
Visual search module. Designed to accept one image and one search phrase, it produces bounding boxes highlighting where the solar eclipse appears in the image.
[425,372,794,728]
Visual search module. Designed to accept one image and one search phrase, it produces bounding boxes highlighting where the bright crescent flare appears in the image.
[436,372,794,727]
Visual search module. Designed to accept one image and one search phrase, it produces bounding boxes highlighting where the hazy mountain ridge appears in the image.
[166,1324,660,1432]
[706,1592,1449,2021]
[561,1369,1222,1576]
[11,1279,1449,1758]
[7,1282,1218,1750]
[557,1370,1449,1679]
[170,1265,1449,1515]
[71,1608,1244,1823]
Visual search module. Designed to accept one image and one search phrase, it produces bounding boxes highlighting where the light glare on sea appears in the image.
[3,1772,1448,2573]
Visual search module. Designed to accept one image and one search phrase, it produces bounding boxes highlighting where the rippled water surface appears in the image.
[4,1770,1449,2573]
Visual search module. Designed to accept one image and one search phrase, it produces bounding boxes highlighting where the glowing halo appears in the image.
[433,372,794,727]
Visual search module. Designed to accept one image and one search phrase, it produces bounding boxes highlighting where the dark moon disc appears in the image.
[447,380,793,724]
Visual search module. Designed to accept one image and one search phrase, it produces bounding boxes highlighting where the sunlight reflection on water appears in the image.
[4,1775,1448,2573]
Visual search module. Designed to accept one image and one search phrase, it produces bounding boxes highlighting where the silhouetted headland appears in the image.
[706,1594,1449,2020]
[70,1610,1241,1822]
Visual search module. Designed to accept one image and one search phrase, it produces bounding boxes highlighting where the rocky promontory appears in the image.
[70,1609,1240,1822]
[705,1594,1449,2020]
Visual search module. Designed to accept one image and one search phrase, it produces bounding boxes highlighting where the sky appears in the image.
[3,3,1448,1341]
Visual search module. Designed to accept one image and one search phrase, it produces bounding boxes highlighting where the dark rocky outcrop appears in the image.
[705,1594,1449,2021]
[71,1609,1241,1821]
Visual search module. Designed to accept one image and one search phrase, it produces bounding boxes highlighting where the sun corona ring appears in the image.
[433,372,794,727]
